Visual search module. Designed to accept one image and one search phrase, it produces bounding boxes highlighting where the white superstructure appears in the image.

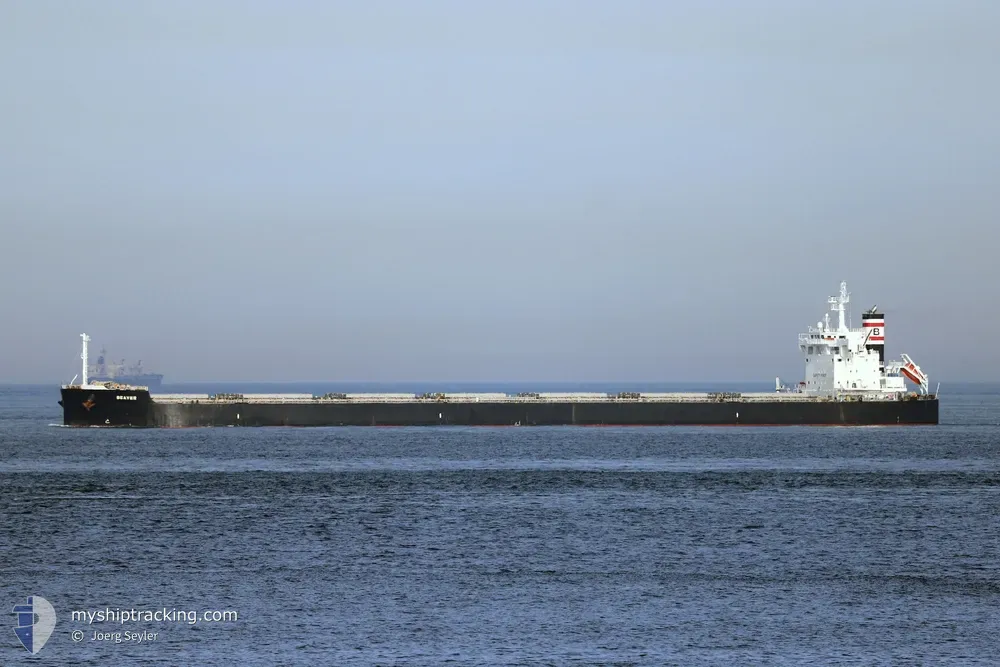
[793,281,929,398]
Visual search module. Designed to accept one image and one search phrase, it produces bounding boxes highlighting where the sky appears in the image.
[1,1,998,383]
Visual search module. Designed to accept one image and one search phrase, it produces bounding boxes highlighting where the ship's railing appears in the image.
[75,381,150,391]
[150,392,860,405]
[154,394,211,400]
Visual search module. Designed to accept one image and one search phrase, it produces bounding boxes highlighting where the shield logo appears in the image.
[12,596,57,654]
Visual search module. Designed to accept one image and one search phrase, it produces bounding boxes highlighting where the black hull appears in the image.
[60,388,939,427]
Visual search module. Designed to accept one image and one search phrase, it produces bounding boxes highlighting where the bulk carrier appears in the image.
[59,282,938,427]
[87,347,164,389]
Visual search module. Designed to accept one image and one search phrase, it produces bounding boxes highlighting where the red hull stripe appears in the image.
[868,336,885,341]
[863,322,885,327]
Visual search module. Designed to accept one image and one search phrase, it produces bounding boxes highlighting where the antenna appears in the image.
[827,281,850,332]
[80,333,90,387]
[839,281,849,331]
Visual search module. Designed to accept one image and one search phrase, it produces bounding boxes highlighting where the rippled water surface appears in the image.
[2,384,999,665]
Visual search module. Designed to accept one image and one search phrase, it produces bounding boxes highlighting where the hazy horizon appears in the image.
[3,2,998,383]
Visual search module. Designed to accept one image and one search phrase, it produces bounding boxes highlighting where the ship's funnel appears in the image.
[862,310,885,366]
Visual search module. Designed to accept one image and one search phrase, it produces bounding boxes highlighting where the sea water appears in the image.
[2,383,998,665]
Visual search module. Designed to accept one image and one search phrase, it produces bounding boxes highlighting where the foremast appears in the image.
[64,333,148,391]
[64,333,106,390]
[80,333,90,387]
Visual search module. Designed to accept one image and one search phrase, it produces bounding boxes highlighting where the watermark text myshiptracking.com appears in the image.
[71,607,238,625]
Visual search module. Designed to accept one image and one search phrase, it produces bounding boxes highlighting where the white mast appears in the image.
[81,333,90,387]
[827,281,849,332]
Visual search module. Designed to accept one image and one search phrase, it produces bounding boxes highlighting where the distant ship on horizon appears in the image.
[88,346,163,389]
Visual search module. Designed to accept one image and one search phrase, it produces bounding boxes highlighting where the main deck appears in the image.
[149,390,928,405]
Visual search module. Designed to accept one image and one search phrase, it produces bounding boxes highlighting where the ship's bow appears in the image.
[60,386,153,427]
